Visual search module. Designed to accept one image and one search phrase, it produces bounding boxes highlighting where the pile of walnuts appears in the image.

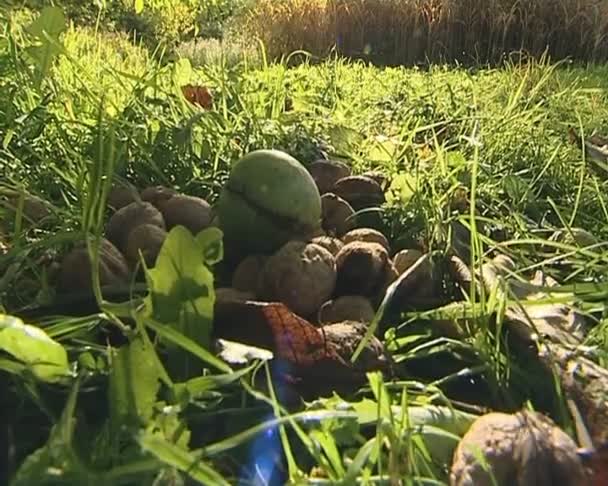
[218,159,430,325]
[56,186,216,294]
[53,158,434,332]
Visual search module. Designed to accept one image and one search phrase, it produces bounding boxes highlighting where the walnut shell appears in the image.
[311,236,344,256]
[158,194,214,235]
[492,254,516,274]
[308,159,351,194]
[342,228,390,251]
[388,252,439,307]
[259,241,337,318]
[333,176,385,210]
[141,185,178,209]
[232,255,267,295]
[6,193,51,224]
[106,201,165,254]
[321,193,355,236]
[318,296,375,324]
[450,410,586,486]
[321,321,389,372]
[57,238,130,294]
[125,223,167,269]
[393,249,424,275]
[107,185,139,211]
[215,287,256,304]
[362,170,388,189]
[374,261,400,306]
[335,241,389,296]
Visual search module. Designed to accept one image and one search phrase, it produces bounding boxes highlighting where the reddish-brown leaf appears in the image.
[181,84,213,109]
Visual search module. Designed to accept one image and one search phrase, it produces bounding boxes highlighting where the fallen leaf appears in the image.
[181,85,213,109]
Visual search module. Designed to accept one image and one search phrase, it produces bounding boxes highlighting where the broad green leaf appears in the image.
[108,336,161,428]
[146,402,191,449]
[342,438,377,484]
[0,314,69,383]
[137,431,230,486]
[24,7,66,85]
[309,429,345,478]
[195,227,224,265]
[25,6,66,39]
[346,398,476,434]
[173,58,193,87]
[314,394,476,471]
[327,125,363,155]
[386,171,417,205]
[364,135,399,163]
[145,226,215,350]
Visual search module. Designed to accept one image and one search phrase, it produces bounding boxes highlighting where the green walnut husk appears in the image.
[217,149,322,255]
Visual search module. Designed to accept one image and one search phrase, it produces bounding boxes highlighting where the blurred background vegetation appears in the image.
[9,0,608,67]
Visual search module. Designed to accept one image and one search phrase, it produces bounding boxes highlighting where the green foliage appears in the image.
[144,226,216,351]
[108,335,162,428]
[10,376,82,486]
[23,6,66,86]
[19,0,251,51]
[0,314,70,382]
[137,430,230,486]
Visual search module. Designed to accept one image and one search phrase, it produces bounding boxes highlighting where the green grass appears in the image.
[1,6,608,485]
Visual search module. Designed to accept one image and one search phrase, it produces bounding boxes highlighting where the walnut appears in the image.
[232,255,267,295]
[158,194,214,235]
[5,193,51,224]
[311,236,344,256]
[321,193,356,236]
[57,238,130,294]
[125,224,167,269]
[450,410,587,486]
[215,287,256,304]
[393,249,424,275]
[141,185,178,209]
[342,228,390,251]
[320,321,389,372]
[107,185,139,211]
[318,296,375,324]
[259,241,336,318]
[106,201,165,254]
[333,175,385,210]
[362,170,389,190]
[335,241,390,297]
[307,159,351,194]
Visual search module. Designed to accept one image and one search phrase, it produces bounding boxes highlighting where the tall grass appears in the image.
[245,0,608,66]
